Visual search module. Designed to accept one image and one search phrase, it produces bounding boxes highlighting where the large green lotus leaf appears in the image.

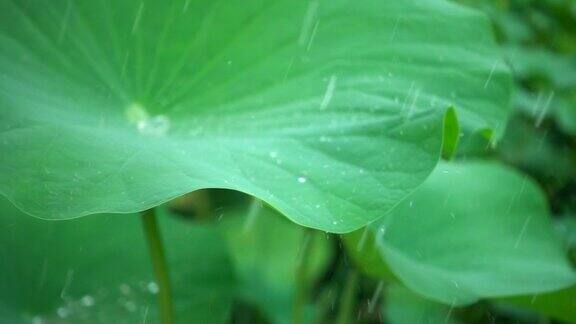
[344,161,576,305]
[0,197,236,323]
[385,284,462,324]
[218,201,331,324]
[0,0,509,232]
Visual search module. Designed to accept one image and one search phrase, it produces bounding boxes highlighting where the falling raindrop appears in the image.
[320,75,337,110]
[535,91,555,127]
[57,0,73,44]
[298,0,320,46]
[306,20,320,51]
[484,61,498,89]
[60,269,74,299]
[367,281,384,313]
[243,198,262,233]
[132,2,144,34]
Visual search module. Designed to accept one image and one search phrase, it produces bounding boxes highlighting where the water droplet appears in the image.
[57,307,69,318]
[124,301,137,312]
[81,295,95,307]
[269,151,278,159]
[319,135,332,142]
[137,115,171,137]
[126,103,171,137]
[297,177,307,183]
[147,282,159,294]
[452,281,460,289]
[120,283,131,295]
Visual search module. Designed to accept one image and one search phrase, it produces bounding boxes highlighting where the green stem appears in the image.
[292,228,315,324]
[141,208,174,324]
[336,269,359,324]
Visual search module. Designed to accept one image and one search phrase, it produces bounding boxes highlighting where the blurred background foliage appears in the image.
[462,0,576,215]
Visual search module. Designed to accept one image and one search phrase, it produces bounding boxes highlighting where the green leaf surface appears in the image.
[219,201,331,324]
[0,0,509,232]
[0,197,236,323]
[345,161,576,305]
[385,284,462,324]
[497,286,576,324]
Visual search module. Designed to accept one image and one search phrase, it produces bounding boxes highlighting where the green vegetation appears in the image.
[0,0,574,323]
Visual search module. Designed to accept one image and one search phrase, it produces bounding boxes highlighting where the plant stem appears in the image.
[336,268,359,324]
[292,228,315,324]
[141,208,174,324]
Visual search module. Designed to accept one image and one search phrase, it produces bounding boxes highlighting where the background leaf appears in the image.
[219,202,331,323]
[0,197,236,323]
[345,161,576,305]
